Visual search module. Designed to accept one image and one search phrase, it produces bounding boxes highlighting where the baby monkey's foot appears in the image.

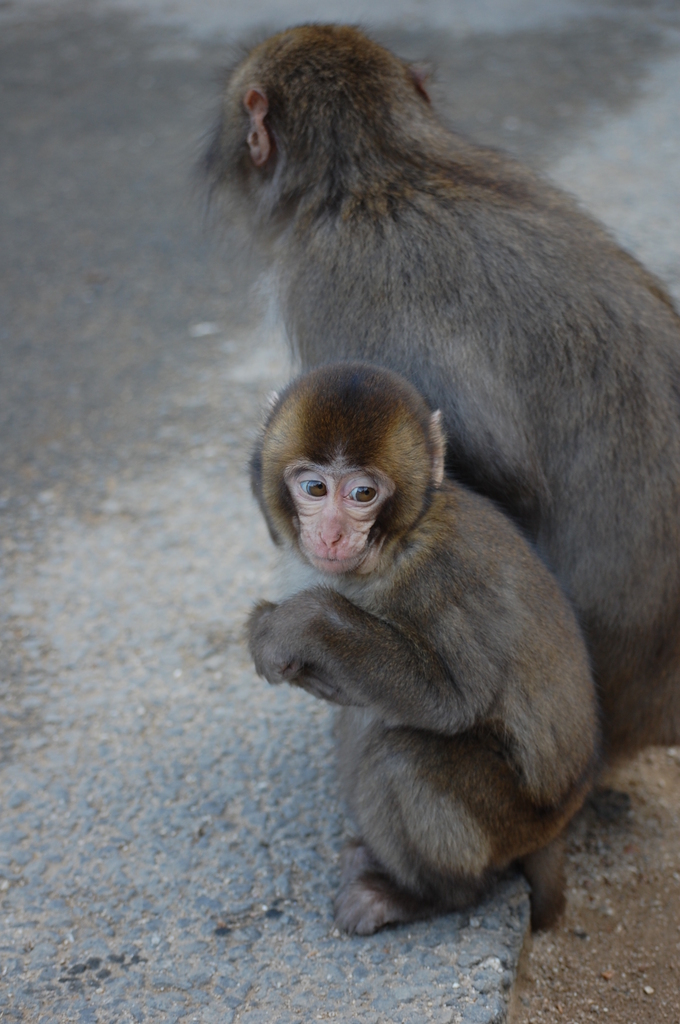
[334,840,431,936]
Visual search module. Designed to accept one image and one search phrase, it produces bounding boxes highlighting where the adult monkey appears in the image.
[205,24,680,762]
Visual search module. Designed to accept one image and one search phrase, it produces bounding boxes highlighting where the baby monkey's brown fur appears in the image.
[248,364,598,934]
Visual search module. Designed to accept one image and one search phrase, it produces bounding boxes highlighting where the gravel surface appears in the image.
[0,445,528,1024]
[512,751,680,1024]
[0,1,678,1022]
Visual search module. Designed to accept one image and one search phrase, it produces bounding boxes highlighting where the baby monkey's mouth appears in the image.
[307,549,367,574]
[306,536,385,577]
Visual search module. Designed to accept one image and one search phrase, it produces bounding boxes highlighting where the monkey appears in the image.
[205,24,680,766]
[247,362,599,935]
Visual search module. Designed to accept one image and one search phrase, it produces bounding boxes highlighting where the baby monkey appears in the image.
[248,363,598,935]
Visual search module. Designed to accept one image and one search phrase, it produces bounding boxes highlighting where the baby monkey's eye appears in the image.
[349,486,377,503]
[300,480,327,497]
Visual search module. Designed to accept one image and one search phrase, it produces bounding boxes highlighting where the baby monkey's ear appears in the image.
[265,390,279,414]
[429,410,445,487]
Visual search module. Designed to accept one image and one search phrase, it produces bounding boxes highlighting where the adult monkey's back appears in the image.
[205,24,680,761]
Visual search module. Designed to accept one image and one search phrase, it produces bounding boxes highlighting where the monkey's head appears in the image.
[205,25,434,218]
[251,363,445,575]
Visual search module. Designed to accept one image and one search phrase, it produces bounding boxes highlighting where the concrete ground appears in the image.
[0,1,678,1022]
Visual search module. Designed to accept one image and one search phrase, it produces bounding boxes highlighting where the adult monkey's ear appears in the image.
[409,65,431,103]
[244,88,271,167]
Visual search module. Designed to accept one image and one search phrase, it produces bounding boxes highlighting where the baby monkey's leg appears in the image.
[335,712,585,935]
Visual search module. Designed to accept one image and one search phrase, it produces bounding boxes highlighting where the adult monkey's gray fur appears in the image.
[205,24,680,763]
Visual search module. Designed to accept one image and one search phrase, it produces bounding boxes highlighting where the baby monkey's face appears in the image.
[284,460,395,575]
